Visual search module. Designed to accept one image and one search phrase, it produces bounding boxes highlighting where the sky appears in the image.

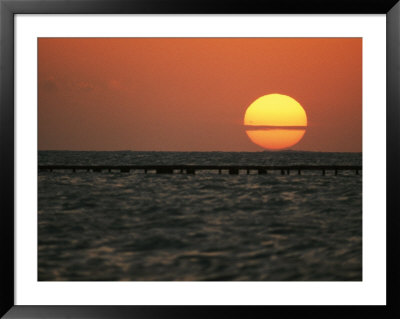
[38,38,362,152]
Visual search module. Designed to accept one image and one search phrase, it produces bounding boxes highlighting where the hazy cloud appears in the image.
[41,76,58,92]
[76,81,95,92]
[107,79,122,91]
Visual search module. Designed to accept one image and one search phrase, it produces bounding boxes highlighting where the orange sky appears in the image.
[38,38,362,152]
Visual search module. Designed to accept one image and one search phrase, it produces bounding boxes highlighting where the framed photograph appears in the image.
[1,0,399,318]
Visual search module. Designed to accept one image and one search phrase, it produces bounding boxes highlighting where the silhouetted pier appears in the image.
[38,165,362,176]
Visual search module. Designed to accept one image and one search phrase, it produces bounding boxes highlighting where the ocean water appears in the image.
[38,151,362,281]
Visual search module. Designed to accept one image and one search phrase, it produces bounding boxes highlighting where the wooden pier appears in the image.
[38,165,362,176]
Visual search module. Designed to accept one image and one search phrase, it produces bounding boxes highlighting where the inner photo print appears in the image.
[38,38,362,281]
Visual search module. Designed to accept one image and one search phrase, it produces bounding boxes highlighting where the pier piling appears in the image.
[156,168,173,174]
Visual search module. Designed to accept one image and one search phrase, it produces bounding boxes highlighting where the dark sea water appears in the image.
[38,151,362,281]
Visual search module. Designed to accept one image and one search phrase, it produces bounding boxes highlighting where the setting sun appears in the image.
[244,94,307,150]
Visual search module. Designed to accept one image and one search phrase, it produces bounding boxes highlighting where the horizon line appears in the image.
[38,149,362,153]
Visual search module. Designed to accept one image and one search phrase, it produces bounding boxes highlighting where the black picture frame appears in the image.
[1,0,399,318]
